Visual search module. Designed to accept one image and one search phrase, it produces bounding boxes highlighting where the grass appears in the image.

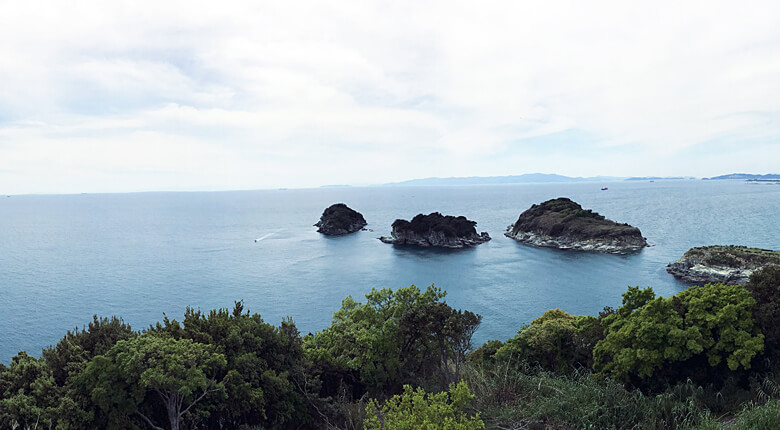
[463,360,716,430]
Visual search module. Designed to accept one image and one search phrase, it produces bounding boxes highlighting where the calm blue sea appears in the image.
[1,180,779,362]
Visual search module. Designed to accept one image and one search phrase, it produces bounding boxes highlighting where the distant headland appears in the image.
[703,173,780,180]
[380,172,777,187]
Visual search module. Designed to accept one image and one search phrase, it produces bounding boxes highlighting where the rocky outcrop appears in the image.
[379,212,491,248]
[504,197,648,254]
[666,245,780,285]
[315,203,367,235]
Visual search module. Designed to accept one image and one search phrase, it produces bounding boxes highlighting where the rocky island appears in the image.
[504,197,648,254]
[379,212,491,248]
[315,203,367,235]
[666,245,780,285]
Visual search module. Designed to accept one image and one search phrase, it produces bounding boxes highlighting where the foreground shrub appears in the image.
[364,381,484,430]
[746,265,780,362]
[594,284,764,386]
[305,285,481,396]
[495,308,601,372]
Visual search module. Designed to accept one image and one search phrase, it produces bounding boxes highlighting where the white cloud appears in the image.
[1,0,779,193]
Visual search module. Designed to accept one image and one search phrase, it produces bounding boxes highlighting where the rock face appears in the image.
[315,203,367,235]
[504,197,648,254]
[666,246,780,285]
[379,212,491,248]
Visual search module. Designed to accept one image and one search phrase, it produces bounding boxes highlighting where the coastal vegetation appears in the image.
[2,266,779,429]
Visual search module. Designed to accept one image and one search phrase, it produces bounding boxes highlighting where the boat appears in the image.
[601,187,608,191]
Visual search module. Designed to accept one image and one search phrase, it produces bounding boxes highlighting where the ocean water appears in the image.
[1,180,779,362]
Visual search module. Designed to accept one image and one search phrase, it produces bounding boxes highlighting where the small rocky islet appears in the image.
[504,197,648,254]
[379,212,491,248]
[667,245,780,285]
[314,203,367,235]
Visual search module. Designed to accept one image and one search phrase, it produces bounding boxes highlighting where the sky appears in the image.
[1,1,779,194]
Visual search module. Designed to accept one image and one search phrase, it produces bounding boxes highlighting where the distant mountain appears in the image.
[625,176,695,181]
[703,173,780,180]
[383,173,623,186]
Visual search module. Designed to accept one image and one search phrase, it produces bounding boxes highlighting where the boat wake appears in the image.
[254,233,276,242]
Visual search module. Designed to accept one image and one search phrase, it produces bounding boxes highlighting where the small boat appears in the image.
[601,187,608,191]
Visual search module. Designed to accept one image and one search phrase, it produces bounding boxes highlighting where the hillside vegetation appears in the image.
[2,266,780,429]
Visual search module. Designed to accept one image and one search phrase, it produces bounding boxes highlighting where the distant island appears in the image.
[505,198,648,254]
[376,173,780,187]
[383,173,622,186]
[667,245,780,285]
[314,203,367,235]
[625,176,694,181]
[703,173,780,180]
[379,213,491,248]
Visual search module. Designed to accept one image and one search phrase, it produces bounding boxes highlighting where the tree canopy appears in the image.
[304,285,481,396]
[594,284,764,384]
[80,333,226,430]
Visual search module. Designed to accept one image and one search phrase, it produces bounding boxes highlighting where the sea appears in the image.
[1,180,779,363]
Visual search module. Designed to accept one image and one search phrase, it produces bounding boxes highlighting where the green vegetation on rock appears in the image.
[508,197,642,240]
[393,213,479,238]
[680,246,780,269]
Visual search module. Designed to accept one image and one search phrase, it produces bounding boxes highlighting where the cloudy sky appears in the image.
[1,1,779,194]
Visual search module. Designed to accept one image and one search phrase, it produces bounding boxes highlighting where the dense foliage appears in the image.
[2,269,780,429]
[594,284,764,385]
[745,265,780,361]
[81,334,226,430]
[392,213,479,238]
[304,285,481,397]
[492,309,601,372]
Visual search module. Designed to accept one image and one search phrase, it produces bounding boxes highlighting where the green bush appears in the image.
[494,309,601,372]
[304,285,481,396]
[594,284,764,384]
[364,381,484,430]
[746,265,780,361]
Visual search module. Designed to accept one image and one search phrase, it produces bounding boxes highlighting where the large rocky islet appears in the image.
[504,197,648,254]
